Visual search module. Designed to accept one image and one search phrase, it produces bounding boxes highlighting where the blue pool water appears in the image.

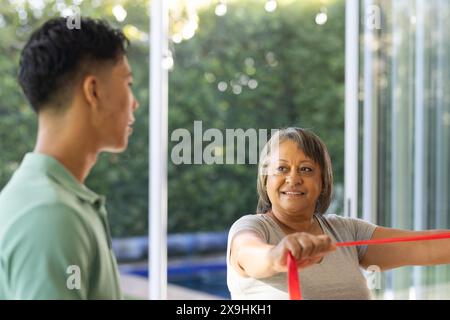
[171,270,230,299]
[125,261,231,299]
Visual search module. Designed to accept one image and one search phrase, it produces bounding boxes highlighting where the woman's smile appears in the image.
[280,190,307,197]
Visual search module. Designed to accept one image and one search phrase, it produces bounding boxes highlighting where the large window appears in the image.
[360,0,450,299]
[168,0,346,298]
[0,0,347,300]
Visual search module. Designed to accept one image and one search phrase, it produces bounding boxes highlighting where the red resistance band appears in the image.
[287,232,450,300]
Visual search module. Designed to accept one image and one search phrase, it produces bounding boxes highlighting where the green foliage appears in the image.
[0,0,345,237]
[168,0,345,232]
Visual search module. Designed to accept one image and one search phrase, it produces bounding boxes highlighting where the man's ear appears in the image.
[82,75,99,109]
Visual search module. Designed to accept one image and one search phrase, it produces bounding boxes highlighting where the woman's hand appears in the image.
[268,233,337,273]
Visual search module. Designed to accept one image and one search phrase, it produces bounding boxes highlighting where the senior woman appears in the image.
[227,127,450,299]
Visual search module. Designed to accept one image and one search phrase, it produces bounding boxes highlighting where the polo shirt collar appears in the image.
[21,152,105,207]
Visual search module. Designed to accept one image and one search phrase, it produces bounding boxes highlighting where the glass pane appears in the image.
[168,0,346,298]
[361,0,450,299]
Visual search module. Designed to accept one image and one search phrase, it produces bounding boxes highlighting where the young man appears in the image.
[0,17,139,299]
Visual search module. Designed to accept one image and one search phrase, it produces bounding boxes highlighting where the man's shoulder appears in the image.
[0,166,81,219]
[1,161,63,194]
[0,169,91,241]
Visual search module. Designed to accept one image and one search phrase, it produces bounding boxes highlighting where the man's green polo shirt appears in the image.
[0,153,123,299]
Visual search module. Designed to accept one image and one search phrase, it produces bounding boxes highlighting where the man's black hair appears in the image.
[18,17,130,113]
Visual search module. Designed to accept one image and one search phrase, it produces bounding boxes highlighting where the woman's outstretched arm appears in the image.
[360,227,450,270]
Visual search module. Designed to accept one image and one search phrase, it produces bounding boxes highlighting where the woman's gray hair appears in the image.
[256,127,333,214]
